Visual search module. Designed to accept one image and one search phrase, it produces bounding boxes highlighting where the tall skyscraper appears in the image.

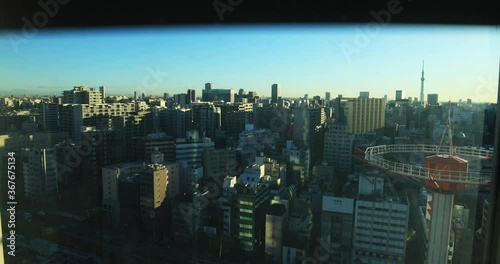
[187,89,196,103]
[325,92,331,106]
[427,94,439,106]
[271,84,280,104]
[205,82,214,90]
[420,60,425,103]
[396,90,404,101]
[134,91,138,101]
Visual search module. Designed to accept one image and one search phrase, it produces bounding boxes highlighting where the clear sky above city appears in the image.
[0,24,499,102]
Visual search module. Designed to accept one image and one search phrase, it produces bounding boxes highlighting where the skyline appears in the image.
[1,24,499,102]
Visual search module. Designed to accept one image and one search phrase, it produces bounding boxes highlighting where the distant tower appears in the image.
[420,60,425,103]
[396,90,404,101]
[271,84,280,104]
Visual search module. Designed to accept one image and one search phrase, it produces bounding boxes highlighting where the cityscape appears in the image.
[0,26,499,264]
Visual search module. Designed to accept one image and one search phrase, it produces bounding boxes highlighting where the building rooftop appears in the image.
[357,192,409,206]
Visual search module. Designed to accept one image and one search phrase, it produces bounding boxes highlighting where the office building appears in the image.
[176,130,215,167]
[102,162,145,228]
[22,147,59,207]
[42,103,59,131]
[353,174,409,264]
[232,183,271,253]
[345,97,386,134]
[157,107,193,139]
[62,86,103,104]
[139,162,179,238]
[59,103,135,141]
[283,140,311,185]
[265,203,288,262]
[321,194,354,264]
[203,147,242,179]
[271,84,281,104]
[99,86,106,103]
[359,91,370,98]
[190,102,222,139]
[170,192,204,244]
[292,107,326,161]
[323,120,353,174]
[132,132,176,162]
[187,89,196,103]
[173,93,189,107]
[253,106,291,138]
[325,92,331,106]
[223,110,253,138]
[237,127,279,166]
[428,93,439,106]
[178,161,203,193]
[202,85,234,103]
[102,146,179,230]
[396,90,404,101]
[80,128,122,207]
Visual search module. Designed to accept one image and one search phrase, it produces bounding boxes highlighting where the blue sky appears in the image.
[0,24,499,102]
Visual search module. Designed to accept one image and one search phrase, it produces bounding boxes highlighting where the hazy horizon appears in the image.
[1,24,499,102]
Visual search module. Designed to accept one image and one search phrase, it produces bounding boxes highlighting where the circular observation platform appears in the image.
[364,144,493,191]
